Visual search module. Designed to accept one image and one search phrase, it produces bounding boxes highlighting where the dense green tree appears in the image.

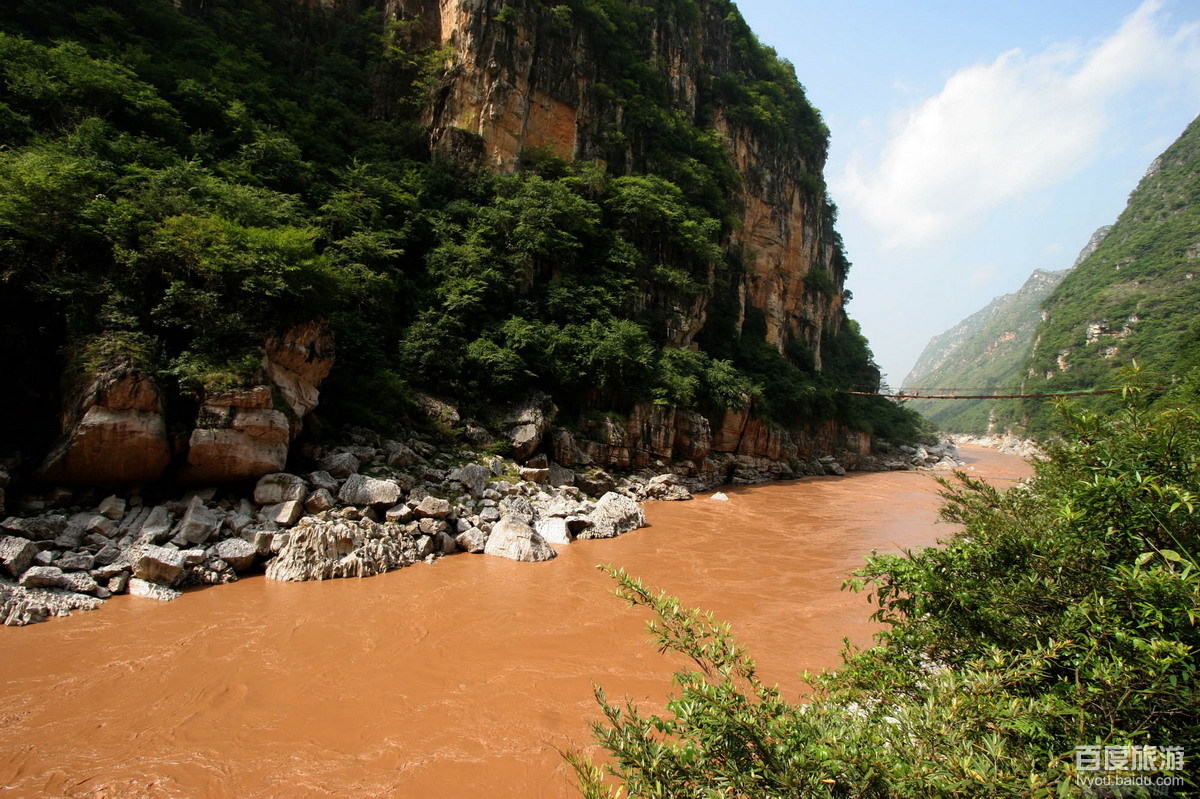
[0,0,898,457]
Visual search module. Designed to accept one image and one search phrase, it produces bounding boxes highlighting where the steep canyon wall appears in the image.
[13,0,869,490]
[395,0,846,357]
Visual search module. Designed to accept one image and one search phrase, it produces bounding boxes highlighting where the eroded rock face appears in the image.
[711,407,751,453]
[625,402,676,466]
[672,409,712,461]
[38,361,171,485]
[34,324,332,488]
[181,323,335,484]
[504,392,557,461]
[263,321,335,435]
[264,516,417,581]
[557,400,872,481]
[180,387,291,484]
[406,0,845,356]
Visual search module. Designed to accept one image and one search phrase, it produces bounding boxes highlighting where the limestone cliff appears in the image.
[0,0,884,493]
[392,0,845,359]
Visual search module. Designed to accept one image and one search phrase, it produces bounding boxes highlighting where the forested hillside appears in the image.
[901,268,1065,434]
[902,113,1200,438]
[0,0,915,485]
[1018,113,1200,433]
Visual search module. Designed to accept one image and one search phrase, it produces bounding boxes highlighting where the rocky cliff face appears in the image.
[9,0,865,493]
[38,323,334,486]
[551,400,872,485]
[397,0,844,358]
[38,362,172,485]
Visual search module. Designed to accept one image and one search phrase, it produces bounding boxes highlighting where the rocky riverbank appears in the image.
[0,428,962,627]
[948,433,1044,460]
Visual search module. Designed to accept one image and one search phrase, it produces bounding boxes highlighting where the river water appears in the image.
[0,446,1030,798]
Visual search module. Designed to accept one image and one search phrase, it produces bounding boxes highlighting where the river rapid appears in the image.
[0,446,1031,798]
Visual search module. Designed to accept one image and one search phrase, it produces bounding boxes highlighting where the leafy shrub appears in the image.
[571,372,1199,796]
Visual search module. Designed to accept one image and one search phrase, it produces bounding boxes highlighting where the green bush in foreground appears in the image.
[569,369,1198,797]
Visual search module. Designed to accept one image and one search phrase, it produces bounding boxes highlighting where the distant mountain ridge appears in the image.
[903,111,1200,436]
[901,267,1069,433]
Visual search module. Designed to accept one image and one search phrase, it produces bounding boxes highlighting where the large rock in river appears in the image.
[577,492,646,540]
[213,538,257,573]
[483,517,556,562]
[131,545,186,586]
[265,516,417,581]
[0,535,37,579]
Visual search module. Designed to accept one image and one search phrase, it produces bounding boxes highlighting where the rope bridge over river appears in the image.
[842,387,1139,400]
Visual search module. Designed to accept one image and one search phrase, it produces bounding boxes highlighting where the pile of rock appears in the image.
[880,440,965,472]
[1,437,652,625]
[917,440,964,470]
[949,433,1043,460]
[0,491,263,624]
[3,415,903,629]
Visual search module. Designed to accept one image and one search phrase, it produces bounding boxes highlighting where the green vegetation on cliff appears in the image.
[902,113,1200,439]
[901,269,1065,434]
[572,372,1200,796]
[1019,114,1200,434]
[0,0,916,464]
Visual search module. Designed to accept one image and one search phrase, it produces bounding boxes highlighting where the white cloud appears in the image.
[835,0,1200,250]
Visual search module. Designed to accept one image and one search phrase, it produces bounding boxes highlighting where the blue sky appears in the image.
[732,0,1200,385]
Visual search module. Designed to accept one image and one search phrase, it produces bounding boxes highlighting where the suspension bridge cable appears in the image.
[841,387,1160,400]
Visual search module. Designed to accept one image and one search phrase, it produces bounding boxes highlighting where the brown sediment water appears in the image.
[0,446,1031,798]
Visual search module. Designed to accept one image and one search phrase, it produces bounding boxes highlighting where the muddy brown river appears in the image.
[0,446,1030,798]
